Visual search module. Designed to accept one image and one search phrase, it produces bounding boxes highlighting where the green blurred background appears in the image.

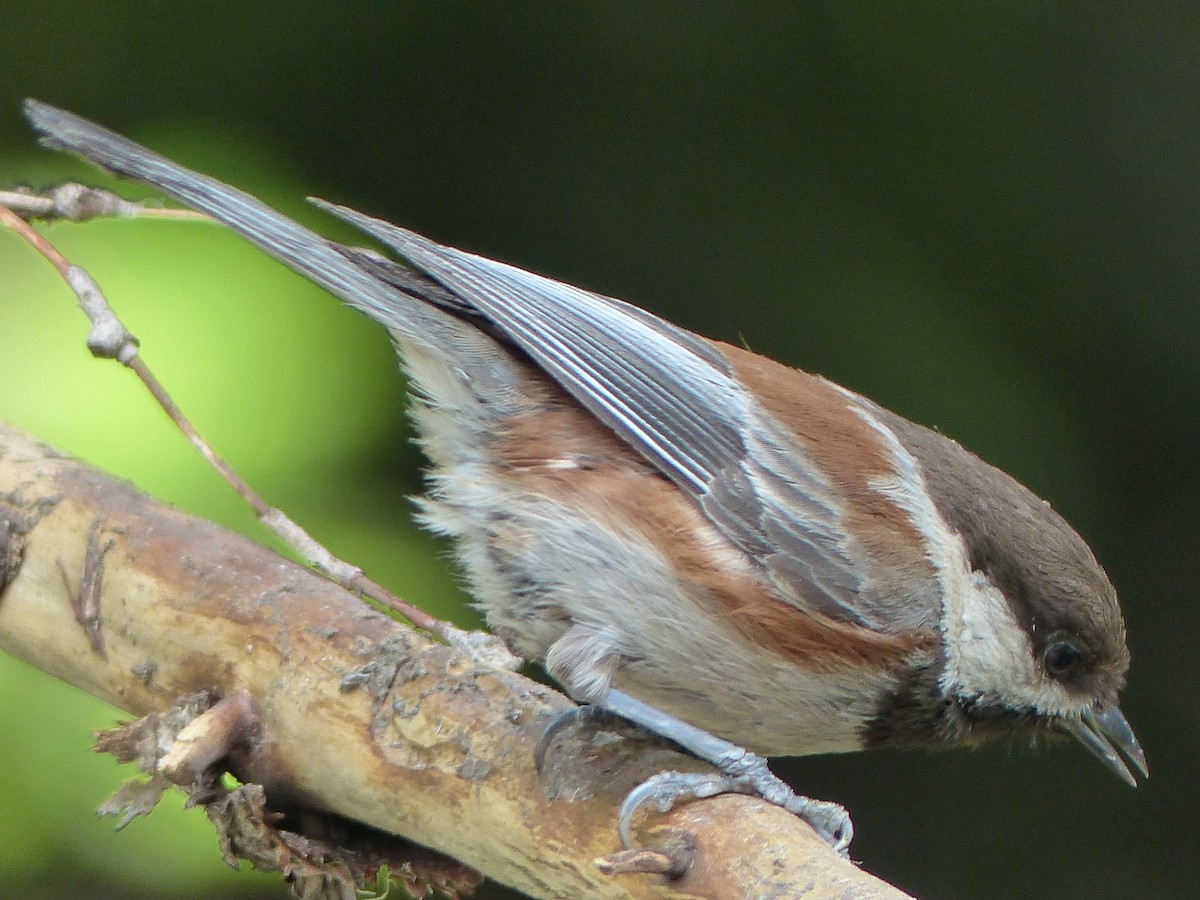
[0,4,1195,898]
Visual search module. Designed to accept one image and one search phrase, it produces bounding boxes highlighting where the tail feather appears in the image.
[24,99,540,434]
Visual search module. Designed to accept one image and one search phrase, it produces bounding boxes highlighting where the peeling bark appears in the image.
[0,422,912,899]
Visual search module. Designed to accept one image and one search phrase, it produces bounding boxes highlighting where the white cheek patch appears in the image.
[841,395,1073,718]
[941,572,1066,714]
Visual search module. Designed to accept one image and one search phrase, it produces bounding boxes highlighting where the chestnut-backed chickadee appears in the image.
[26,101,1146,853]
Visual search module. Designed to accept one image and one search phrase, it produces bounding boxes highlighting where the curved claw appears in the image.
[534,704,625,772]
[784,795,854,853]
[618,771,731,849]
[534,706,586,773]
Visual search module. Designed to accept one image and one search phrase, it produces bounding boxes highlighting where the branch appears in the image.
[0,422,911,898]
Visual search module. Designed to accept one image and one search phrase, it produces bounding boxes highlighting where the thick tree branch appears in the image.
[0,421,911,899]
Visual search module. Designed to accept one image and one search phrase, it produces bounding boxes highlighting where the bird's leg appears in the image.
[539,688,853,854]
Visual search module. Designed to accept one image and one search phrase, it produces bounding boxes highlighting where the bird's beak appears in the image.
[1064,702,1148,786]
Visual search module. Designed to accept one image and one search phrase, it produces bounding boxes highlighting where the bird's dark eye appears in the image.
[1043,640,1083,678]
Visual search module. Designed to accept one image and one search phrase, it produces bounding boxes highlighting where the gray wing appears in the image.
[318,204,876,625]
[25,100,883,630]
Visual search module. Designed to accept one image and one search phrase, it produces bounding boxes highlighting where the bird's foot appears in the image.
[537,689,853,857]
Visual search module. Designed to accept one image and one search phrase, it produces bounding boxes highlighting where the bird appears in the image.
[24,100,1146,854]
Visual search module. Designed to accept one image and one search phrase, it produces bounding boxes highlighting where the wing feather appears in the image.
[324,205,877,624]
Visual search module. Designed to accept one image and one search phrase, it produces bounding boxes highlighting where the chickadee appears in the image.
[26,101,1146,854]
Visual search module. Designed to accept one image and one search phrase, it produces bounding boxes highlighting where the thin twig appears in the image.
[0,184,208,222]
[0,200,467,639]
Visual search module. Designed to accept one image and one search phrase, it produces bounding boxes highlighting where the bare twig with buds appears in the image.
[0,200,516,668]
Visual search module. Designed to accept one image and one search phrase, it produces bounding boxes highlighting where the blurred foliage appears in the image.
[1,3,1197,898]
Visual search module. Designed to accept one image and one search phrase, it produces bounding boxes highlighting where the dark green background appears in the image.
[0,4,1194,899]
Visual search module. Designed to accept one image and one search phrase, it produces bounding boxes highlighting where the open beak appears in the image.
[1064,702,1148,787]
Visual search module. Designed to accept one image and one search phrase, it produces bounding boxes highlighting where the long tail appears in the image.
[23,100,458,343]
